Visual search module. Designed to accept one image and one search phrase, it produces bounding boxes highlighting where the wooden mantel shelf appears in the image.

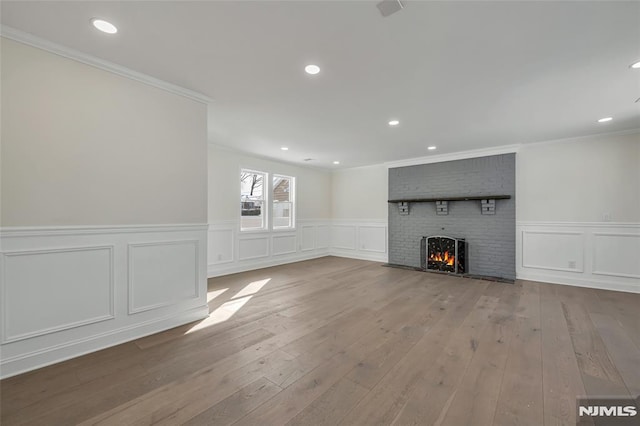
[388,195,511,203]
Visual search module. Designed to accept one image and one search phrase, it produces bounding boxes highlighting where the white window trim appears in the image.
[272,174,296,231]
[240,168,268,232]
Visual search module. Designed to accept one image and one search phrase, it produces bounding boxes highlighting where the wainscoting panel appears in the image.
[208,227,234,265]
[238,236,269,261]
[0,224,208,379]
[331,225,356,250]
[128,241,199,314]
[301,226,315,251]
[358,226,387,253]
[517,222,640,293]
[593,233,640,279]
[2,246,114,343]
[206,220,388,277]
[272,234,296,256]
[331,221,388,262]
[522,231,584,272]
[316,225,329,249]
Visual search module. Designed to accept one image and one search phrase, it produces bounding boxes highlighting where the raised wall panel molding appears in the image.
[592,233,640,279]
[207,219,388,277]
[0,223,209,238]
[301,226,315,251]
[127,240,200,314]
[521,230,585,273]
[1,245,115,343]
[316,225,330,249]
[358,225,387,253]
[331,225,357,250]
[238,236,270,261]
[0,224,207,378]
[272,234,297,256]
[516,222,640,294]
[208,228,235,265]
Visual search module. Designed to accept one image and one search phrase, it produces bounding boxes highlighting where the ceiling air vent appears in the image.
[377,0,404,17]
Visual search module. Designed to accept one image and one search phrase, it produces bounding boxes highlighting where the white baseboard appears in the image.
[0,224,208,379]
[1,305,208,379]
[207,219,388,277]
[329,249,388,263]
[208,250,330,277]
[517,271,640,294]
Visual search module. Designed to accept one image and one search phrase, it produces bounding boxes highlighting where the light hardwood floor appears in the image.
[1,256,639,425]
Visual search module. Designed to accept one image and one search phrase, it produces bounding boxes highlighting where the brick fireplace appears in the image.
[388,154,516,281]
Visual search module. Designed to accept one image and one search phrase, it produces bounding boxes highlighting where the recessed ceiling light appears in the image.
[305,65,320,75]
[333,161,340,165]
[281,147,289,151]
[91,18,118,34]
[428,146,437,150]
[597,117,613,123]
[388,120,400,126]
[630,61,640,69]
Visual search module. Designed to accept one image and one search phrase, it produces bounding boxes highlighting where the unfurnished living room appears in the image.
[1,1,639,425]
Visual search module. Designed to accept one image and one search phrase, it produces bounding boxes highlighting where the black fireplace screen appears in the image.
[420,236,467,274]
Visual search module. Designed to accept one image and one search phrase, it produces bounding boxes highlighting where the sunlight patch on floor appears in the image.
[232,278,271,299]
[187,296,253,334]
[186,278,271,334]
[207,288,229,303]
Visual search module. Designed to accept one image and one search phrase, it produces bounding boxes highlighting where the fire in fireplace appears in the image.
[420,236,467,274]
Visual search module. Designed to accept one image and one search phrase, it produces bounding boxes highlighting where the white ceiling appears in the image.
[2,1,639,168]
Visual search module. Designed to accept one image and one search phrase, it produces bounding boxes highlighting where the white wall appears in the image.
[209,145,331,222]
[0,38,209,378]
[207,145,334,275]
[331,164,388,220]
[516,131,640,293]
[324,132,639,292]
[1,38,208,227]
[206,148,392,275]
[517,132,640,223]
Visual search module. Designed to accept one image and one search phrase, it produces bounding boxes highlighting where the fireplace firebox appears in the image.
[420,236,467,274]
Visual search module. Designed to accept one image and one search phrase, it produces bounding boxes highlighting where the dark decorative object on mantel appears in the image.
[420,236,467,275]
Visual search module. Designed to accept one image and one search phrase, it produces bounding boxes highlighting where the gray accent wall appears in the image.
[388,154,516,280]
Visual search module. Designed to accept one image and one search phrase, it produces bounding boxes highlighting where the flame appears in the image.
[430,251,455,266]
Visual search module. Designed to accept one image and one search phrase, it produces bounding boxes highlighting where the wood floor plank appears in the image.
[79,348,294,425]
[181,377,282,426]
[232,350,362,425]
[589,312,640,395]
[561,298,630,397]
[538,283,590,426]
[437,283,521,426]
[389,294,501,425]
[493,281,544,426]
[2,257,639,426]
[339,280,489,425]
[285,377,369,426]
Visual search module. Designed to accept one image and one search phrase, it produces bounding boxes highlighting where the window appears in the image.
[240,170,295,231]
[272,175,295,229]
[240,169,266,230]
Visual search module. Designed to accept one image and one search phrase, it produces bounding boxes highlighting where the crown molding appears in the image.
[0,25,214,105]
[384,144,521,169]
[519,128,640,149]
